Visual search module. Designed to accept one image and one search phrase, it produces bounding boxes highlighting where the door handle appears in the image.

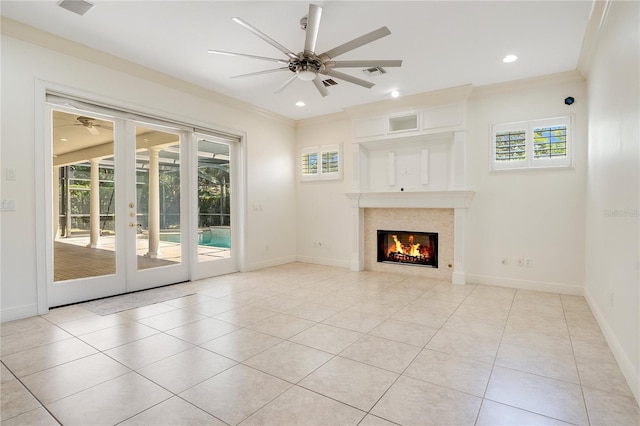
[129,202,135,208]
[129,223,136,228]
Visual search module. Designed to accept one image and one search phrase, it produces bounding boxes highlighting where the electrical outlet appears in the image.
[0,199,16,211]
[517,258,524,267]
[525,258,533,267]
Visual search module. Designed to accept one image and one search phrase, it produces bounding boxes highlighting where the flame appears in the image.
[387,234,431,259]
[392,235,403,253]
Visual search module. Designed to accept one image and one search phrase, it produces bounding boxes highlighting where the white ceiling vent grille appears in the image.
[362,67,387,76]
[58,0,95,16]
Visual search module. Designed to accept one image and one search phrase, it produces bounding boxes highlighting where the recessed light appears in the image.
[503,54,518,63]
[390,90,400,98]
[296,101,306,107]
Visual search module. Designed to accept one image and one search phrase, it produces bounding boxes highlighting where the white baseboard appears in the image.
[295,255,351,269]
[465,274,584,296]
[246,255,297,272]
[1,303,39,323]
[584,288,640,404]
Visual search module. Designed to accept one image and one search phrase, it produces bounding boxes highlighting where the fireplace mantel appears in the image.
[346,190,474,284]
[345,190,474,209]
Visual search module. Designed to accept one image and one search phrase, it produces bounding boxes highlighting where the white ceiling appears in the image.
[1,1,594,120]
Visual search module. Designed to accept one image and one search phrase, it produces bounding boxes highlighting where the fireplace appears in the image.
[377,230,438,268]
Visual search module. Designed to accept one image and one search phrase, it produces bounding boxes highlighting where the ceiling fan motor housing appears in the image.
[289,54,323,75]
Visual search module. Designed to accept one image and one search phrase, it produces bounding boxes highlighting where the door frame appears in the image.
[45,104,129,307]
[35,80,247,314]
[190,133,241,280]
[124,119,191,293]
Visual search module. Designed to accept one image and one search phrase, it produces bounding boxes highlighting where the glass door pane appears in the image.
[196,137,231,262]
[53,110,117,282]
[134,127,183,270]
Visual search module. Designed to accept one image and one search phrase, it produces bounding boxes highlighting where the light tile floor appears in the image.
[1,263,639,425]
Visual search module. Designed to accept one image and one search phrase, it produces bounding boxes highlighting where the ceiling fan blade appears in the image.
[324,70,375,89]
[85,126,100,136]
[208,50,289,65]
[231,68,290,79]
[231,17,298,60]
[329,60,403,68]
[320,27,391,60]
[274,74,298,94]
[312,77,329,97]
[303,4,322,56]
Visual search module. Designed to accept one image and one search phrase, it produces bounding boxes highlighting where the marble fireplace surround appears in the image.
[346,190,474,284]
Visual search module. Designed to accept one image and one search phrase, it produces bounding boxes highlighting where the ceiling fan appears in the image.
[208,3,402,97]
[55,116,112,136]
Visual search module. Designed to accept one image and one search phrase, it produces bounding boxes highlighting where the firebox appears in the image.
[377,230,438,268]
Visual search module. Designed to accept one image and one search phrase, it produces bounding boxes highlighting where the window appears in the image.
[491,116,572,170]
[301,144,342,181]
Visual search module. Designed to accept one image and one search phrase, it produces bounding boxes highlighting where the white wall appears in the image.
[583,1,639,401]
[295,114,353,267]
[465,73,587,294]
[0,21,297,321]
[296,73,588,296]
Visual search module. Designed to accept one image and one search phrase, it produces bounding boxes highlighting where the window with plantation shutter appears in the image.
[302,152,318,175]
[301,144,342,181]
[533,125,567,159]
[491,117,572,170]
[495,129,526,162]
[322,150,339,173]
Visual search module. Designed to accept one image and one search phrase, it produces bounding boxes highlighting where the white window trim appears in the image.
[300,143,343,182]
[491,116,573,171]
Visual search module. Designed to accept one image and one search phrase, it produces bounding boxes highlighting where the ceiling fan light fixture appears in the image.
[297,69,317,81]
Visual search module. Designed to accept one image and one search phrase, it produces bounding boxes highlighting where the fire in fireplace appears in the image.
[377,230,438,268]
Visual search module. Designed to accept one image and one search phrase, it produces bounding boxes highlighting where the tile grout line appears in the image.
[473,286,516,426]
[561,294,593,426]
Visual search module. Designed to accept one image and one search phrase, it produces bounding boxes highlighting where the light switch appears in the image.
[6,168,16,181]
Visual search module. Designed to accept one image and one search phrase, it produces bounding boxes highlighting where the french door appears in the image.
[49,105,191,306]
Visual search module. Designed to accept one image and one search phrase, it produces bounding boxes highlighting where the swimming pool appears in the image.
[160,230,230,248]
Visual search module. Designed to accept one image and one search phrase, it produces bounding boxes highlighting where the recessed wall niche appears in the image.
[356,133,455,193]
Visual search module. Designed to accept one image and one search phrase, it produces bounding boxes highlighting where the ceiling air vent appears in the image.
[58,0,95,16]
[322,79,338,87]
[362,67,387,76]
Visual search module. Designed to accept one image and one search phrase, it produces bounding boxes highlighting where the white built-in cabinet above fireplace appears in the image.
[346,94,474,282]
[351,102,468,193]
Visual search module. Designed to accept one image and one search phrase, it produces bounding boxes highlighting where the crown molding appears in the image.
[577,0,612,77]
[0,17,295,127]
[469,70,585,100]
[295,111,350,129]
[342,84,474,119]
